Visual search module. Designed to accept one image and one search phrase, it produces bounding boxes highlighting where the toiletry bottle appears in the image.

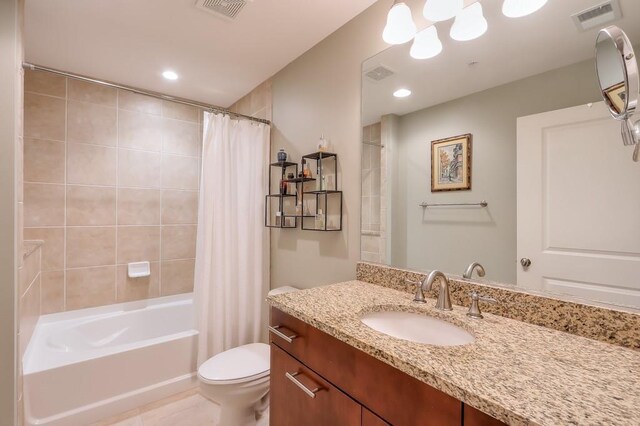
[277,148,288,162]
[318,134,327,152]
[315,209,325,229]
[303,163,311,178]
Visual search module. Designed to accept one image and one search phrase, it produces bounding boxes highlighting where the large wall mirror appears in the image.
[360,0,640,309]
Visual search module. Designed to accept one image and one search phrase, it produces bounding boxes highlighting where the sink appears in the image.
[360,311,475,346]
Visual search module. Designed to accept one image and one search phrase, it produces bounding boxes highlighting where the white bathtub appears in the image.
[23,293,198,426]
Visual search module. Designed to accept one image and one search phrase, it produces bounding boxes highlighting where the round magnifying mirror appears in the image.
[595,26,638,120]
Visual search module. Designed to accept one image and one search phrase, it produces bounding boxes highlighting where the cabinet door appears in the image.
[270,344,361,426]
[362,408,390,426]
[464,405,507,426]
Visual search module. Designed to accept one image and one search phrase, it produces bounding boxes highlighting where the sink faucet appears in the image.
[405,270,453,311]
[463,262,486,279]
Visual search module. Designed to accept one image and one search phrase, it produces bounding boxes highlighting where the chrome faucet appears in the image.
[405,270,453,311]
[463,262,486,279]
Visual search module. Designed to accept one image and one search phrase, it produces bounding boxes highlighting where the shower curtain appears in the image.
[194,112,270,366]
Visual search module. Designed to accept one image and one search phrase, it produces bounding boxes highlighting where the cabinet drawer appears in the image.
[269,307,310,362]
[270,308,462,426]
[270,344,361,426]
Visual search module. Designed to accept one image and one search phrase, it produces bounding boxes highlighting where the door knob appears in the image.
[520,258,532,268]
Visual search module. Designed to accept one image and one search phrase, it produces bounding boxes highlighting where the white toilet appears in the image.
[198,286,298,425]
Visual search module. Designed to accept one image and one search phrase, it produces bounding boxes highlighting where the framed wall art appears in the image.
[431,133,472,192]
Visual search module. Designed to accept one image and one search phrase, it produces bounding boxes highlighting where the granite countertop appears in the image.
[267,281,640,426]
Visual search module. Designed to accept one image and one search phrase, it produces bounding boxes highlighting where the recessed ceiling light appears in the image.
[393,88,412,98]
[162,70,178,80]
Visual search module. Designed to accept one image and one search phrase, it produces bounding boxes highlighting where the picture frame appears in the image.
[431,133,472,192]
[603,82,626,114]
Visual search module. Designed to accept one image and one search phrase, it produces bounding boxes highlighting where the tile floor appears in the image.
[93,389,269,426]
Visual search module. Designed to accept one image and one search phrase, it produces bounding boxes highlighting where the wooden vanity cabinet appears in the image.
[270,307,506,426]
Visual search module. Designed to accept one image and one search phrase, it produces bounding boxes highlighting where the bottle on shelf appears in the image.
[315,209,325,229]
[277,148,288,162]
[279,178,287,195]
[303,162,311,178]
[318,134,327,152]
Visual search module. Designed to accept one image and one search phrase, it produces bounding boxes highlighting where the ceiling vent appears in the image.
[195,0,250,21]
[365,65,395,82]
[571,0,622,32]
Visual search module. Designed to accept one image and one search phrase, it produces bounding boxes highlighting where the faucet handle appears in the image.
[466,291,497,319]
[404,278,426,303]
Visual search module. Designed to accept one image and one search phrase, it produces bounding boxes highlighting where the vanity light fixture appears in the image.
[410,26,443,60]
[393,88,412,98]
[502,0,548,18]
[450,2,488,41]
[162,70,179,80]
[423,0,463,22]
[382,1,417,45]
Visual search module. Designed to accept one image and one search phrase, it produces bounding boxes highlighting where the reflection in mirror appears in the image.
[361,0,640,309]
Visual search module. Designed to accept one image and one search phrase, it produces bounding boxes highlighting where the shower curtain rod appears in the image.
[22,63,271,126]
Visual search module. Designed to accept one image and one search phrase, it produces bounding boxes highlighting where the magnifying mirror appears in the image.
[595,25,640,161]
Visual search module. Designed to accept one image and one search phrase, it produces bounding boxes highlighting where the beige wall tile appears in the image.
[67,142,117,185]
[66,266,116,310]
[67,79,117,106]
[20,247,41,297]
[24,93,65,141]
[161,190,198,224]
[161,259,195,296]
[117,188,161,225]
[67,185,116,226]
[66,227,116,268]
[24,70,66,98]
[162,101,198,123]
[118,149,161,188]
[24,227,64,271]
[118,110,163,151]
[161,225,196,260]
[116,262,159,302]
[67,101,117,146]
[118,90,162,115]
[162,119,199,157]
[17,136,24,201]
[24,183,65,226]
[161,154,199,190]
[41,270,64,314]
[117,226,160,264]
[24,138,65,183]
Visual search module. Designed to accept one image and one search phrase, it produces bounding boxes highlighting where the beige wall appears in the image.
[391,59,601,282]
[23,70,201,313]
[269,1,388,289]
[1,0,21,423]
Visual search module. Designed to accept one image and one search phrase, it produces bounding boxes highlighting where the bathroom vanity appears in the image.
[268,281,640,426]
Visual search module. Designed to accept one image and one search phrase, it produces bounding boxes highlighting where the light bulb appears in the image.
[382,2,417,45]
[410,26,443,60]
[450,3,488,41]
[393,88,412,98]
[423,0,463,22]
[162,70,178,80]
[502,0,548,18]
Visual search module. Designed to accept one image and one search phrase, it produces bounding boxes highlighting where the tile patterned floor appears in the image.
[93,389,269,426]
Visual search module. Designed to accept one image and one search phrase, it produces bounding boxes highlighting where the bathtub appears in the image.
[23,293,198,426]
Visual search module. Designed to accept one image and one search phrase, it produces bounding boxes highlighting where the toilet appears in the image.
[198,286,298,425]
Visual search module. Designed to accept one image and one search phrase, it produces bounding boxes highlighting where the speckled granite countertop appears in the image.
[268,281,640,426]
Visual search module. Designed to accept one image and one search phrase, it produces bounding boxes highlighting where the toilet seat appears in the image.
[198,343,270,385]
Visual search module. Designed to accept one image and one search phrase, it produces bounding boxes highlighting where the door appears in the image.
[517,101,640,307]
[270,344,361,426]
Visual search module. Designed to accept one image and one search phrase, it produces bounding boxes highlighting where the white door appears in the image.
[517,102,640,308]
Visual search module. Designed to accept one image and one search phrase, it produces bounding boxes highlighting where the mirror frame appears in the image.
[596,25,639,120]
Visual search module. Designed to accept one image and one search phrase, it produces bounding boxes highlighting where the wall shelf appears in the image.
[265,151,342,231]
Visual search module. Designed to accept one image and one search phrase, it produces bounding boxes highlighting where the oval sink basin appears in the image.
[360,311,475,346]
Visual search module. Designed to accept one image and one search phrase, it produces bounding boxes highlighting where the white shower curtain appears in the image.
[194,112,270,366]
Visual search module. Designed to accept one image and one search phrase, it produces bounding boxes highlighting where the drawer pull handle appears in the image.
[268,325,297,343]
[285,372,322,398]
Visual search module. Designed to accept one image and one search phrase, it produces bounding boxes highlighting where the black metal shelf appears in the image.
[302,151,337,160]
[305,189,342,194]
[266,193,297,198]
[283,177,316,183]
[270,160,297,168]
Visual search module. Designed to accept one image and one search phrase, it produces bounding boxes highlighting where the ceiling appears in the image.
[362,0,640,125]
[24,0,378,107]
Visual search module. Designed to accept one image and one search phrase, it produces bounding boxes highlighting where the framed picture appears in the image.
[431,133,472,192]
[604,82,626,114]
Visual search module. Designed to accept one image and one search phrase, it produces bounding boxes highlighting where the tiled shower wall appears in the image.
[23,69,201,313]
[361,122,384,263]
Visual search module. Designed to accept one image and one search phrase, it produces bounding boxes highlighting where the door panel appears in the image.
[517,102,640,307]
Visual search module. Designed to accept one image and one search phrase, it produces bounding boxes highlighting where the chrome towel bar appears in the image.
[419,200,488,208]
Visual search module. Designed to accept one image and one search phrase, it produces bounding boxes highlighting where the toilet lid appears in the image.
[198,343,270,384]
